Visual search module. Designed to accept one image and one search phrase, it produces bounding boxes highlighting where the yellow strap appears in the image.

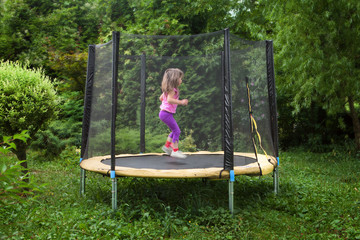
[247,83,269,161]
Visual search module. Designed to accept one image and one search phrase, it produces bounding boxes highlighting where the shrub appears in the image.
[0,60,58,163]
[0,132,43,207]
[181,129,198,152]
[31,91,83,157]
[0,161,41,205]
[0,130,29,155]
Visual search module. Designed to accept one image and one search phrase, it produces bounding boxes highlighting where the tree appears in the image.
[0,0,40,62]
[259,0,360,149]
[0,61,58,170]
[0,0,101,92]
[97,0,234,36]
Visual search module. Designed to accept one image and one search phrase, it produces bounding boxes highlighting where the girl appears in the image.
[159,68,188,158]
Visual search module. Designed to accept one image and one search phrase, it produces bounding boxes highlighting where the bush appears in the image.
[277,93,353,152]
[181,129,197,152]
[31,91,83,157]
[0,60,58,161]
[0,161,42,205]
[0,132,43,207]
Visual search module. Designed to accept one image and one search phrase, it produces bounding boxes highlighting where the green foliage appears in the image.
[0,0,100,94]
[31,91,83,156]
[277,93,354,151]
[181,129,198,152]
[1,0,100,59]
[1,148,360,239]
[0,160,42,206]
[0,0,39,61]
[1,0,359,152]
[268,0,360,113]
[98,0,234,36]
[48,51,88,93]
[0,130,30,154]
[228,0,274,40]
[89,127,166,155]
[258,0,360,149]
[0,132,43,220]
[58,145,80,168]
[0,60,58,138]
[0,60,58,164]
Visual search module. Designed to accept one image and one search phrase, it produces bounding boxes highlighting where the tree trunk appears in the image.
[348,96,360,150]
[13,141,29,183]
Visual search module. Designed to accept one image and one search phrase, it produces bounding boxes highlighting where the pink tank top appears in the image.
[160,88,179,113]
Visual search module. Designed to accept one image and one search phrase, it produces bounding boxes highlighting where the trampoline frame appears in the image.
[80,151,277,178]
[79,29,279,214]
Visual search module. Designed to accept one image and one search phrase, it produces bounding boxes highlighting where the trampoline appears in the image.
[80,152,277,179]
[79,29,279,213]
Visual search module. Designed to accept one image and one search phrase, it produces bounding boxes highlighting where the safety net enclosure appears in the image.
[80,29,278,196]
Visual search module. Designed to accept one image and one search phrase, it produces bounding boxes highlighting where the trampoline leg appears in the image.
[80,168,86,195]
[229,170,235,214]
[273,166,279,194]
[111,171,117,211]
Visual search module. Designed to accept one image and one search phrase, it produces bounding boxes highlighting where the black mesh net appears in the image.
[85,41,113,158]
[83,30,276,164]
[230,35,275,157]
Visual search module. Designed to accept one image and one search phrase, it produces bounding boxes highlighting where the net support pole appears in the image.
[223,28,234,170]
[140,53,146,153]
[80,44,96,196]
[111,31,120,211]
[266,40,279,194]
[221,51,225,151]
[224,29,234,214]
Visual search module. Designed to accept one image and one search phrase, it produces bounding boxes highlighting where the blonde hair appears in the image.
[161,68,184,93]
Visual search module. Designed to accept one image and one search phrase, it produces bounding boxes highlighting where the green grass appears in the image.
[1,148,360,239]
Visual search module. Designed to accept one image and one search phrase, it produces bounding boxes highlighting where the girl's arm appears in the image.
[159,93,163,101]
[167,90,188,105]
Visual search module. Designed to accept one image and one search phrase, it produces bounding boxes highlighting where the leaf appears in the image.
[2,136,12,143]
[1,163,7,173]
[8,142,16,150]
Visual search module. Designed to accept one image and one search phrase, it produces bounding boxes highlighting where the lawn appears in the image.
[1,148,359,239]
